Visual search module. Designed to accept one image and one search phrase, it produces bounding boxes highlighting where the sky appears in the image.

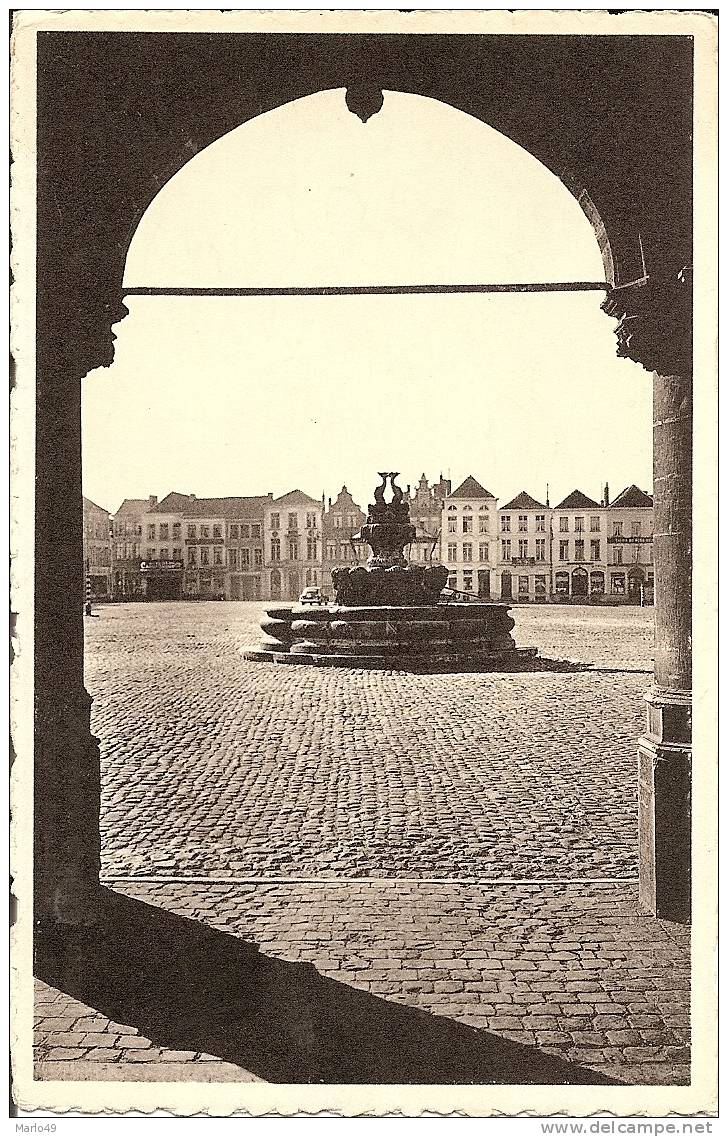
[82,89,652,514]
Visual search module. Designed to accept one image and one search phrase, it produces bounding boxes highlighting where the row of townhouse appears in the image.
[84,473,653,604]
[441,478,654,603]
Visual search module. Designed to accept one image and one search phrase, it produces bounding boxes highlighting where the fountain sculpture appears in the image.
[244,472,537,669]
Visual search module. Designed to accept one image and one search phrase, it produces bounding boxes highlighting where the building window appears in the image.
[448,517,457,534]
[535,538,546,561]
[591,539,601,562]
[271,539,281,562]
[463,571,473,592]
[201,525,209,538]
[574,539,585,561]
[478,515,489,533]
[559,517,569,533]
[574,516,584,533]
[632,521,642,537]
[289,539,299,560]
[555,570,570,595]
[590,515,600,532]
[200,548,209,566]
[518,514,528,532]
[479,542,489,563]
[500,515,511,533]
[590,570,605,594]
[270,513,280,531]
[614,546,623,565]
[447,573,457,589]
[535,515,545,532]
[307,539,317,560]
[327,543,336,559]
[612,521,623,537]
[462,516,473,534]
[159,523,169,540]
[240,524,250,539]
[306,512,316,529]
[288,513,298,532]
[501,539,511,561]
[172,547,181,562]
[254,548,263,567]
[559,540,568,561]
[251,524,261,539]
[611,572,625,595]
[447,542,457,562]
[518,539,528,558]
[159,547,169,560]
[212,525,221,539]
[230,524,239,540]
[213,547,222,565]
[462,543,473,562]
[518,575,529,596]
[241,548,250,568]
[339,544,349,560]
[333,515,343,528]
[188,548,197,565]
[229,549,239,569]
[187,524,196,539]
[147,524,156,540]
[535,575,547,597]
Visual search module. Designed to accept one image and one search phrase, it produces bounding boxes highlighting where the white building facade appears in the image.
[441,476,498,597]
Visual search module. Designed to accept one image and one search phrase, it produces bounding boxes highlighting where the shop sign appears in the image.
[140,560,184,572]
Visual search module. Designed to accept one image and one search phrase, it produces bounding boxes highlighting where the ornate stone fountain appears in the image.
[244,472,536,669]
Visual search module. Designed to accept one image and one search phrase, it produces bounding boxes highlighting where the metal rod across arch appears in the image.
[123,281,608,297]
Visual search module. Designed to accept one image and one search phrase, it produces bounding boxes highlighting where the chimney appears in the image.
[603,483,610,507]
[148,495,157,507]
[189,493,196,502]
[328,497,332,509]
[546,483,550,507]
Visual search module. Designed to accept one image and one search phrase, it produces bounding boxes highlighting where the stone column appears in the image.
[603,272,692,924]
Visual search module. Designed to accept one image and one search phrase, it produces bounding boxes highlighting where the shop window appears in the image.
[611,572,626,594]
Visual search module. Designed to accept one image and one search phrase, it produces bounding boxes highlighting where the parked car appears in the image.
[299,586,328,606]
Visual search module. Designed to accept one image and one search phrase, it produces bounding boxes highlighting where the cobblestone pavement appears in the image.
[34,881,689,1085]
[85,602,653,879]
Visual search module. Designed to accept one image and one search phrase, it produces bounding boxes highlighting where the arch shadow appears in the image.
[36,887,621,1086]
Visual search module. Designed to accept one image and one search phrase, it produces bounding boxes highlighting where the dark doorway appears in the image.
[500,571,512,599]
[572,567,588,598]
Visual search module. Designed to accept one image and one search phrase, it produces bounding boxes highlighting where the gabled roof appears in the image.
[83,495,110,516]
[610,485,654,509]
[114,498,148,515]
[555,489,601,510]
[149,492,194,514]
[329,486,363,512]
[449,476,495,500]
[271,489,321,508]
[501,491,546,511]
[150,492,271,518]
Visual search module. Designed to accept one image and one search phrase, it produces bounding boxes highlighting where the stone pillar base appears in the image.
[638,688,692,924]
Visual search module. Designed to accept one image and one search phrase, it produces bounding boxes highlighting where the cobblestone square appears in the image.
[88,601,654,880]
[36,601,691,1087]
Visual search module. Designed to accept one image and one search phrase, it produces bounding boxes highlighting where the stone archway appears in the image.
[32,30,692,926]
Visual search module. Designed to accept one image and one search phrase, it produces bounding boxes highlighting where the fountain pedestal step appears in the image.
[243,602,537,670]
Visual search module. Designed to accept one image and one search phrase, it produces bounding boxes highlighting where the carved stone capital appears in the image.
[601,268,692,377]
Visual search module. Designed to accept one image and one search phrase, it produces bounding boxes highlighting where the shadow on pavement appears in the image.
[36,887,622,1085]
